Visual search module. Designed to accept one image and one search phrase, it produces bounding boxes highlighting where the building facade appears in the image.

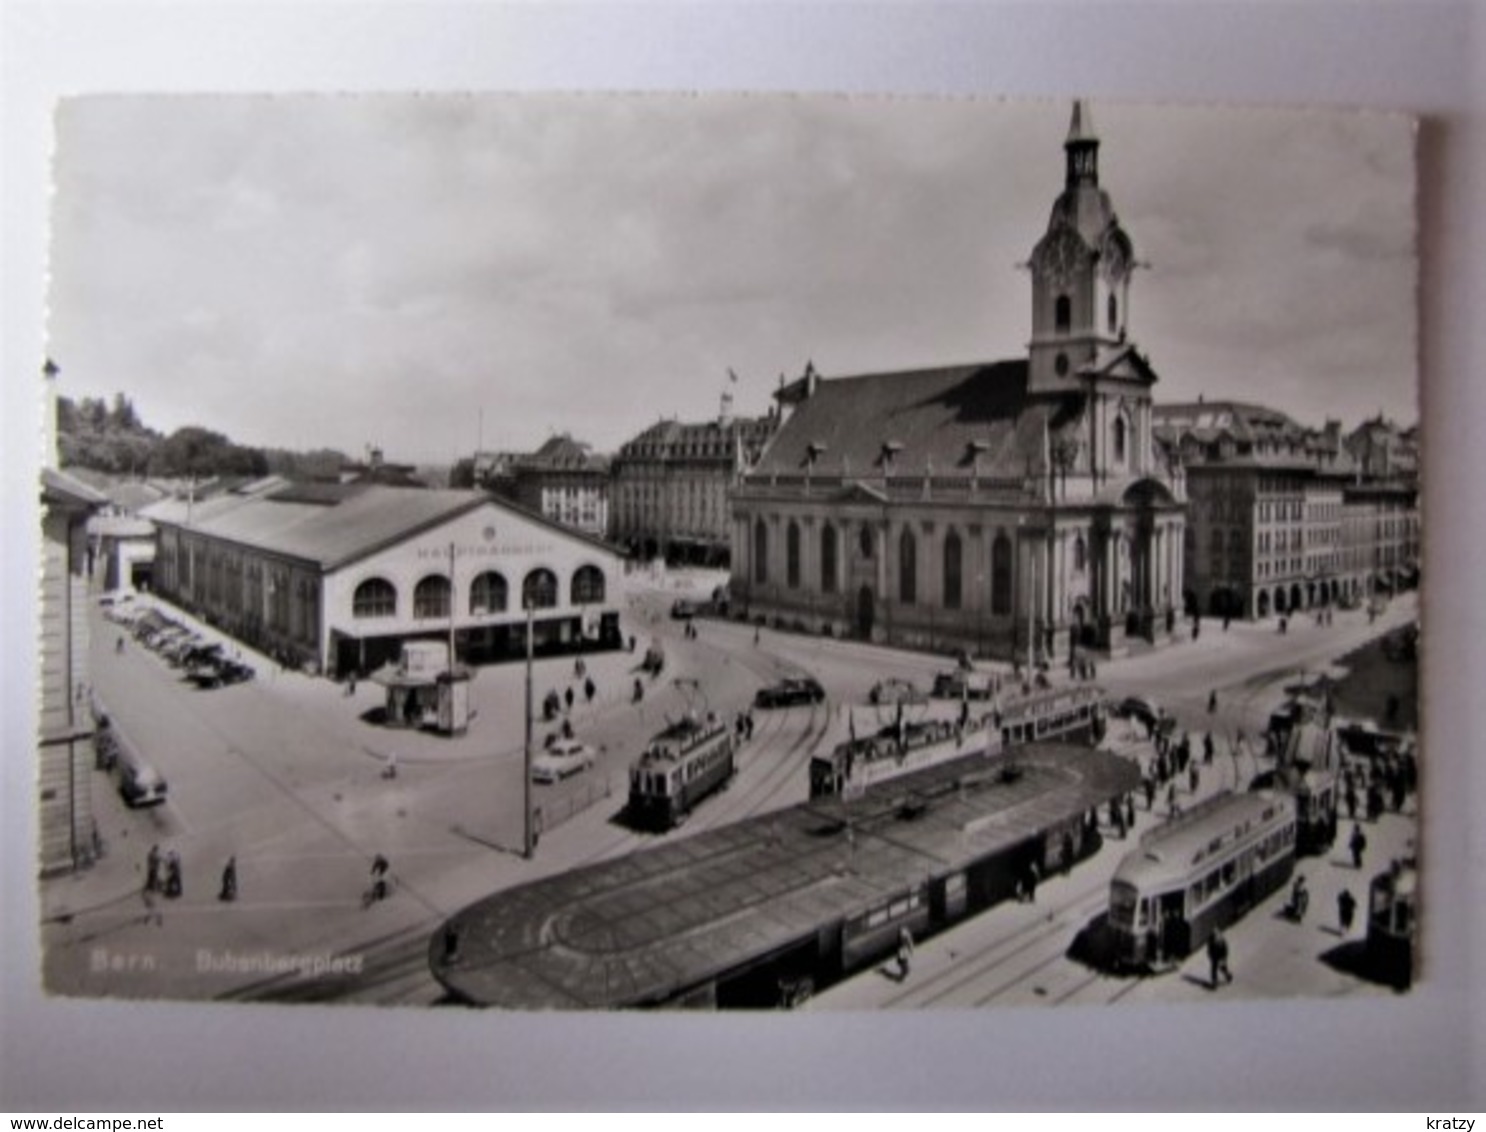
[146,482,625,678]
[730,103,1187,662]
[39,468,106,875]
[609,397,780,564]
[1156,402,1419,620]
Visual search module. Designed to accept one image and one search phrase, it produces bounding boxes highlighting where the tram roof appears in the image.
[433,743,1138,1009]
[1112,790,1294,889]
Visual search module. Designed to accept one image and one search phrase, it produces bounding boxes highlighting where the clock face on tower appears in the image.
[1040,227,1085,287]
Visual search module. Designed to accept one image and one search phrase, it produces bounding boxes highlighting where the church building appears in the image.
[730,103,1187,662]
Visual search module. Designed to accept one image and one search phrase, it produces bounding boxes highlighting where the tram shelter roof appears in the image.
[434,743,1138,1009]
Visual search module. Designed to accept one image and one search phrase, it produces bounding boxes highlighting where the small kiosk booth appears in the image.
[371,641,473,736]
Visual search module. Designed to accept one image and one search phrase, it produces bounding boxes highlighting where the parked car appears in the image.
[530,739,596,784]
[118,754,168,808]
[1112,695,1171,735]
[869,678,927,706]
[754,677,826,708]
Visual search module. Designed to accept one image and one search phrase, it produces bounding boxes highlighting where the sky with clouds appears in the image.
[46,94,1417,464]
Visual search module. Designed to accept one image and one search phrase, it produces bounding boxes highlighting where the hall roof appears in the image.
[749,359,1081,481]
[145,483,619,572]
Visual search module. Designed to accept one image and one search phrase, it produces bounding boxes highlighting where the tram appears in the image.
[996,684,1106,747]
[809,683,1106,801]
[1107,790,1297,971]
[1366,858,1417,990]
[626,713,736,831]
[809,714,981,800]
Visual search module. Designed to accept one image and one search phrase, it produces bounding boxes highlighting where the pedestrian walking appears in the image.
[1349,822,1368,869]
[1344,782,1359,821]
[219,856,238,902]
[753,626,761,646]
[370,853,391,902]
[1114,801,1127,840]
[145,844,161,893]
[745,711,755,740]
[584,676,596,703]
[164,851,182,899]
[1189,764,1200,795]
[140,884,163,928]
[1024,861,1040,903]
[1208,690,1217,714]
[1125,795,1136,832]
[564,686,575,713]
[1338,888,1357,934]
[896,926,915,979]
[574,657,586,679]
[1203,732,1215,766]
[1167,782,1179,814]
[1144,776,1156,812]
[1207,929,1233,988]
[346,672,357,696]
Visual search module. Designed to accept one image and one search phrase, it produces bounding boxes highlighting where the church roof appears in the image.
[748,360,1081,481]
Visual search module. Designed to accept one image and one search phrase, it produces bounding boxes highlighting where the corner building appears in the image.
[731,104,1186,661]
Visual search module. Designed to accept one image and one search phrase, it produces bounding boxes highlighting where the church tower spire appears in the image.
[1026,100,1136,396]
[1065,99,1099,189]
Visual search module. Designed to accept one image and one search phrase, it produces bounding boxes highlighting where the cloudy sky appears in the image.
[47,94,1417,463]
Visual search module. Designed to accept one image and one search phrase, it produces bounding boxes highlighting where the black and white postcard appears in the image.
[38,93,1420,1013]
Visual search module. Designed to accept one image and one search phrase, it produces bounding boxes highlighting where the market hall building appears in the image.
[144,481,625,679]
[730,102,1188,663]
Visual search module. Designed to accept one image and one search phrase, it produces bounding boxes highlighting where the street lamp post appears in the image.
[523,602,535,859]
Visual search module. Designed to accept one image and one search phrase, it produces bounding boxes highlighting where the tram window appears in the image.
[1222,861,1237,885]
[867,908,888,929]
[1138,899,1148,927]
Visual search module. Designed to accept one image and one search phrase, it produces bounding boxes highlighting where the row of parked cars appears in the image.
[114,600,255,689]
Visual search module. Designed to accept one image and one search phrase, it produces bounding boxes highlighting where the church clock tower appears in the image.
[1027,101,1137,397]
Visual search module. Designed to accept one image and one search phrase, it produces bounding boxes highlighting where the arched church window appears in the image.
[991,533,1012,615]
[859,525,874,559]
[1114,416,1128,464]
[1055,295,1072,334]
[786,521,801,589]
[1073,535,1087,573]
[899,527,917,605]
[1055,353,1070,377]
[1108,293,1119,334]
[754,518,769,585]
[820,523,838,595]
[943,529,963,611]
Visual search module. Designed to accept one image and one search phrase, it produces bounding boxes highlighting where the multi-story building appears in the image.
[609,396,780,564]
[730,102,1187,662]
[1156,401,1418,619]
[39,467,107,875]
[464,436,611,542]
